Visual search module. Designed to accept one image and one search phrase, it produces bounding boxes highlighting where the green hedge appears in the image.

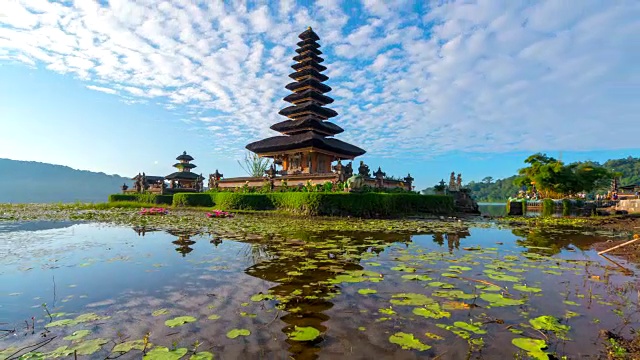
[542,199,556,217]
[173,193,213,207]
[213,193,275,210]
[562,199,572,216]
[108,193,173,205]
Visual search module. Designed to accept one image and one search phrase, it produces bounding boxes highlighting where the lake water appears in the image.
[1,220,638,359]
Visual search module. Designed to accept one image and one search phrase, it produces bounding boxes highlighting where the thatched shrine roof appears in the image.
[246,132,365,157]
[285,79,331,93]
[173,162,196,169]
[283,89,334,105]
[165,172,202,180]
[132,175,164,182]
[293,52,324,63]
[299,27,320,41]
[270,118,344,135]
[175,151,194,161]
[279,103,338,119]
[292,60,326,72]
[296,39,320,48]
[295,46,322,56]
[288,68,329,82]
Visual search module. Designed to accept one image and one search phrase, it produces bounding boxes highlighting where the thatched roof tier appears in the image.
[292,60,326,72]
[299,27,320,41]
[132,175,164,182]
[295,45,322,56]
[288,69,328,82]
[283,90,334,105]
[286,79,331,93]
[296,39,320,48]
[165,172,202,180]
[270,118,344,135]
[279,103,338,119]
[246,132,365,157]
[175,151,194,161]
[293,52,324,63]
[173,162,196,169]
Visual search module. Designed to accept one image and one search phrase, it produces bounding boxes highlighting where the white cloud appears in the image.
[0,0,638,160]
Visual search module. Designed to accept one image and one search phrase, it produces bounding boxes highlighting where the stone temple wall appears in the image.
[616,199,640,214]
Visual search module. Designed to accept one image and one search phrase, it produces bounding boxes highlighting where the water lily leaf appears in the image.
[358,288,377,295]
[529,315,570,337]
[49,312,67,318]
[18,352,45,360]
[71,338,109,355]
[143,347,188,360]
[564,310,580,319]
[511,338,548,360]
[484,272,520,282]
[428,281,455,289]
[390,293,434,306]
[401,274,432,281]
[449,266,471,271]
[165,316,196,328]
[358,327,366,331]
[441,272,459,278]
[436,324,470,339]
[379,307,396,315]
[388,332,431,351]
[63,330,91,341]
[152,309,170,316]
[250,293,275,302]
[442,301,471,310]
[513,284,542,293]
[413,304,450,319]
[424,332,444,340]
[226,329,251,339]
[112,339,149,353]
[75,313,110,323]
[288,326,321,341]
[190,352,214,360]
[47,346,74,358]
[391,264,416,272]
[453,321,486,334]
[45,319,75,328]
[207,314,221,320]
[480,293,524,307]
[563,300,580,306]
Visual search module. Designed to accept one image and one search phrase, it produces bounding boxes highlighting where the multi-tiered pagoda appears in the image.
[246,27,366,176]
[165,151,204,191]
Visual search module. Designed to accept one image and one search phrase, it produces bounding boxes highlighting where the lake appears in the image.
[0,219,638,359]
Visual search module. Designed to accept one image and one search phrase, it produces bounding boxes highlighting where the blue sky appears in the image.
[0,0,638,190]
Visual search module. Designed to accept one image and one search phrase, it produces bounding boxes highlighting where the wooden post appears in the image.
[598,236,640,255]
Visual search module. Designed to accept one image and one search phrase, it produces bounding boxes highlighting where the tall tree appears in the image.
[482,176,494,184]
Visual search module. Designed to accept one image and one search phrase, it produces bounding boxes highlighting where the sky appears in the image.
[0,0,638,190]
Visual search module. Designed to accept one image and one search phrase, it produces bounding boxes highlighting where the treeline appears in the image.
[423,156,640,202]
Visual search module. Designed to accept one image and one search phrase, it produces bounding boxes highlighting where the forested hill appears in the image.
[0,158,132,203]
[424,156,640,202]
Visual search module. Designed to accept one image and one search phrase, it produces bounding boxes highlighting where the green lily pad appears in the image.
[379,307,396,315]
[190,352,214,360]
[45,319,76,328]
[412,304,451,319]
[71,338,109,356]
[401,274,432,281]
[511,338,548,360]
[143,347,188,360]
[388,332,431,351]
[226,329,251,339]
[18,352,45,360]
[357,288,377,295]
[47,346,74,358]
[529,315,570,337]
[152,309,170,316]
[63,330,91,341]
[288,326,321,341]
[250,293,275,302]
[390,293,434,306]
[453,321,486,334]
[207,314,221,320]
[112,339,149,353]
[165,316,196,328]
[563,300,580,306]
[513,284,542,293]
[484,272,520,282]
[480,293,525,307]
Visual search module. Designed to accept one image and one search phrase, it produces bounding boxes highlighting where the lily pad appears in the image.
[513,284,542,293]
[165,316,197,328]
[250,293,275,302]
[152,309,170,316]
[207,314,221,320]
[71,338,109,356]
[388,332,431,351]
[63,330,91,341]
[391,293,435,306]
[226,328,251,339]
[288,326,321,341]
[143,347,189,360]
[190,352,214,360]
[413,304,450,319]
[480,293,525,307]
[357,288,377,295]
[112,339,149,353]
[529,315,570,338]
[511,338,548,360]
[401,274,432,281]
[453,321,486,334]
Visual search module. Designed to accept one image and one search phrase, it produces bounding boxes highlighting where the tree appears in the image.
[237,152,271,177]
[482,176,494,184]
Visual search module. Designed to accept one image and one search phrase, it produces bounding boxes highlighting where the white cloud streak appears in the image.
[1,0,638,157]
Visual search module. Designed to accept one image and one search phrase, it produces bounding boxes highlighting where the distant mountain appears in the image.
[422,156,640,202]
[0,158,132,203]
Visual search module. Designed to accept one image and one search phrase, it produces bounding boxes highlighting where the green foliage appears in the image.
[562,199,572,216]
[212,193,274,210]
[108,193,172,205]
[542,199,555,217]
[172,193,213,207]
[237,152,271,177]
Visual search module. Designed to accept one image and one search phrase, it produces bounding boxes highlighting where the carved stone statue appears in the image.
[449,171,456,190]
[265,163,277,178]
[344,162,353,179]
[456,173,462,190]
[358,161,371,178]
[141,172,147,190]
[346,174,365,192]
[121,183,128,192]
[135,173,142,192]
[373,167,386,188]
[333,160,344,182]
[404,173,414,191]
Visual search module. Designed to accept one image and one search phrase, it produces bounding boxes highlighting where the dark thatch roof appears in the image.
[283,90,334,105]
[173,162,197,169]
[270,118,344,135]
[296,39,320,48]
[176,151,194,161]
[619,183,640,190]
[246,132,365,157]
[165,172,202,180]
[295,46,322,56]
[299,27,320,41]
[285,79,331,93]
[288,69,328,82]
[292,60,326,72]
[132,175,165,182]
[279,103,338,119]
[292,52,324,63]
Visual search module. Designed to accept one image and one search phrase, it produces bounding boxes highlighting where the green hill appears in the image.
[0,158,132,203]
[423,156,640,202]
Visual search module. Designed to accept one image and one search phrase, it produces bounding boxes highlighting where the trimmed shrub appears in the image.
[542,199,556,217]
[212,193,274,210]
[108,193,173,205]
[173,193,214,207]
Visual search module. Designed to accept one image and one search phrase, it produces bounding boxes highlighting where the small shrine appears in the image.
[215,28,414,192]
[444,171,479,213]
[165,151,204,192]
